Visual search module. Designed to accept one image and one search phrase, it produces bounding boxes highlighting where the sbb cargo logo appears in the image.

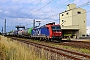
[33,29,41,36]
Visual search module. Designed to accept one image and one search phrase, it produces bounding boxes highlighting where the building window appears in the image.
[62,20,64,22]
[66,12,68,15]
[82,34,85,37]
[62,25,64,26]
[62,14,64,16]
[77,11,81,14]
[84,21,85,23]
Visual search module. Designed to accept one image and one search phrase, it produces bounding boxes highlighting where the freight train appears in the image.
[6,22,62,42]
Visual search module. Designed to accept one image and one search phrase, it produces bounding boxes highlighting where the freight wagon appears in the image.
[22,28,32,38]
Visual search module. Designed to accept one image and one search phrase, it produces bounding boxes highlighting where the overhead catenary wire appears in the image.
[36,2,90,24]
[22,0,42,19]
[7,1,90,32]
[29,0,54,16]
[17,0,54,26]
[22,1,75,19]
[41,10,90,24]
[45,0,70,13]
[23,2,90,27]
[55,10,90,21]
[22,0,70,19]
[17,1,90,27]
[20,0,69,24]
[20,1,90,26]
[20,0,70,18]
[41,2,90,21]
[30,0,42,11]
[7,0,54,31]
[34,0,54,12]
[8,0,42,28]
[18,19,34,25]
[78,2,90,8]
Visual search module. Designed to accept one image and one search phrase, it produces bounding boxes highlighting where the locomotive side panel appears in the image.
[31,27,50,38]
[40,27,49,37]
[31,28,39,36]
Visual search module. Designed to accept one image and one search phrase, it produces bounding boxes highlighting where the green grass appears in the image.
[63,46,90,54]
[80,49,90,53]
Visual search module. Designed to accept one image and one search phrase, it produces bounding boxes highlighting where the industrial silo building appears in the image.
[59,4,86,38]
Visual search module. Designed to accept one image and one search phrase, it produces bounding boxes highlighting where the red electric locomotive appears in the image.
[46,22,62,41]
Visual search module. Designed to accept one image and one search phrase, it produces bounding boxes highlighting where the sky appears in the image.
[0,0,90,32]
[87,26,90,35]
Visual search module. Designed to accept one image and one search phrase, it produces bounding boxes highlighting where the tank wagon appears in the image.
[18,30,23,36]
[18,28,32,37]
[31,22,62,41]
[22,28,32,37]
[6,30,18,36]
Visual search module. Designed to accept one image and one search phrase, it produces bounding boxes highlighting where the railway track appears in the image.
[58,40,90,50]
[11,37,90,60]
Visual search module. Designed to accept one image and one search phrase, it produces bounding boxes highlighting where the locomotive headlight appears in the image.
[59,32,61,33]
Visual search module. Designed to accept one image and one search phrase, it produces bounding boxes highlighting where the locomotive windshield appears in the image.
[51,26,61,32]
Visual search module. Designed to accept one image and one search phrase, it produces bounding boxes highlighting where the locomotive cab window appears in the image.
[51,26,61,32]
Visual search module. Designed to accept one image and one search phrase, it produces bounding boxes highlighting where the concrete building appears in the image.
[59,4,86,38]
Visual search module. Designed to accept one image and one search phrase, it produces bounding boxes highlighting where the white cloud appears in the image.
[11,0,41,4]
[4,10,9,14]
[57,0,69,5]
[41,0,50,3]
[0,10,3,12]
[87,26,90,35]
[0,0,8,3]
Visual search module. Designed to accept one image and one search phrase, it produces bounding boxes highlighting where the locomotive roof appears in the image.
[33,25,46,29]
